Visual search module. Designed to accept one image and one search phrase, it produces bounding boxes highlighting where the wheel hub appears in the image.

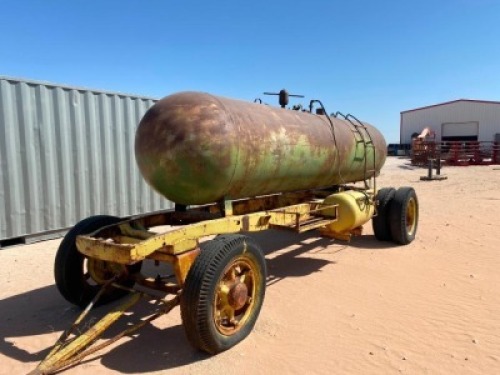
[228,282,249,310]
[214,258,258,335]
[87,258,126,284]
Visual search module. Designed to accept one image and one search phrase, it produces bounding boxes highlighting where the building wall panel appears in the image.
[0,77,173,242]
[400,101,500,144]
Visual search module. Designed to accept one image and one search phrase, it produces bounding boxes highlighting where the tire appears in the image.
[388,187,419,245]
[181,234,267,354]
[372,187,396,241]
[54,215,142,308]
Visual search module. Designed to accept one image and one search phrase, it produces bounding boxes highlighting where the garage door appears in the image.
[442,122,478,141]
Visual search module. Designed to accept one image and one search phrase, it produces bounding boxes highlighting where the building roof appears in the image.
[401,99,500,114]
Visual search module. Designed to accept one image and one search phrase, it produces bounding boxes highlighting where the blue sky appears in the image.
[1,0,499,142]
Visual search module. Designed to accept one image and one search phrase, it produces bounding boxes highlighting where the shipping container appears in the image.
[0,77,173,245]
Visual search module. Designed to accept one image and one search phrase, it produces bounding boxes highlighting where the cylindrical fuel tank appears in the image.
[135,92,386,205]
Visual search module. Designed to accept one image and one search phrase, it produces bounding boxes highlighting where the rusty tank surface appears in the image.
[135,91,387,205]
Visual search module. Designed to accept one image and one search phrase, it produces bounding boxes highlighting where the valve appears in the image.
[263,89,304,108]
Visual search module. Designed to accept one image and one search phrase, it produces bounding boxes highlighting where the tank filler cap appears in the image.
[263,89,304,108]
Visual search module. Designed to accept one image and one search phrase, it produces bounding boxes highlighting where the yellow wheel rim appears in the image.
[406,197,417,235]
[213,255,261,336]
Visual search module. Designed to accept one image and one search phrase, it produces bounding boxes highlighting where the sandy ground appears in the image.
[1,157,499,375]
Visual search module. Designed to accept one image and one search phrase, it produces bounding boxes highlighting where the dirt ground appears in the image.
[1,157,499,375]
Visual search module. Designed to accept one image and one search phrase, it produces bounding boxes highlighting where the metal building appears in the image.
[400,99,500,144]
[0,77,173,246]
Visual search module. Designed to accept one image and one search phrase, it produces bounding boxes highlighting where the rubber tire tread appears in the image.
[372,187,396,241]
[54,215,141,308]
[180,234,266,354]
[388,187,419,245]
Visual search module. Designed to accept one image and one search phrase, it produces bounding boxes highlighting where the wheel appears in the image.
[181,234,267,354]
[54,215,142,308]
[388,187,419,245]
[372,187,396,241]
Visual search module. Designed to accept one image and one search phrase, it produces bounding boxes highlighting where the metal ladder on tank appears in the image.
[333,112,377,193]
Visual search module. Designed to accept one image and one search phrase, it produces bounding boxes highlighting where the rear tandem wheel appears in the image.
[180,234,267,354]
[372,187,396,241]
[388,187,419,245]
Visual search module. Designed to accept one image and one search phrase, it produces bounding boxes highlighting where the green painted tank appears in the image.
[135,92,386,205]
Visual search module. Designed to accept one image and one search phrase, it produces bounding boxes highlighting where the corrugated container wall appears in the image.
[400,100,500,144]
[0,77,173,243]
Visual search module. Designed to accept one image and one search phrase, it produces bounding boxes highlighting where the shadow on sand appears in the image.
[2,229,397,373]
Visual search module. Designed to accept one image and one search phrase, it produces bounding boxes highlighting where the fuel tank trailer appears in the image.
[33,90,419,374]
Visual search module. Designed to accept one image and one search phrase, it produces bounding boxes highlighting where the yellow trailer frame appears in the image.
[31,186,419,374]
[77,191,343,281]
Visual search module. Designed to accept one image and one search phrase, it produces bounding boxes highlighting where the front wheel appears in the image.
[54,215,142,308]
[180,234,267,354]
